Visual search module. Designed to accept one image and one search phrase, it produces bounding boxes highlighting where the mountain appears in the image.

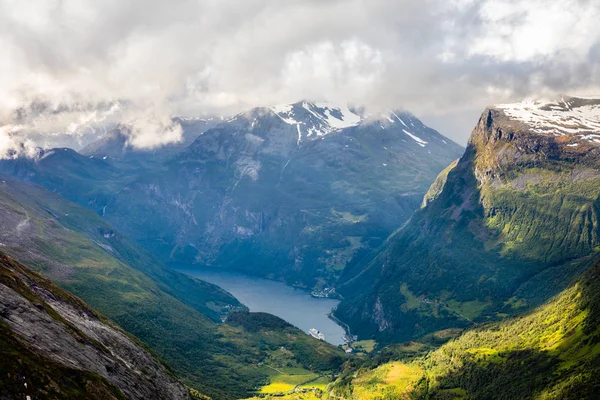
[0,251,190,400]
[79,117,220,161]
[77,101,462,289]
[328,252,600,400]
[0,176,345,399]
[0,101,462,290]
[335,96,600,342]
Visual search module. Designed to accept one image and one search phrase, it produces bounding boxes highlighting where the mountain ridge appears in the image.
[335,95,600,342]
[0,101,463,291]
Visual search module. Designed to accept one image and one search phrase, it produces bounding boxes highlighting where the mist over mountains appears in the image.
[2,1,600,399]
[2,94,600,399]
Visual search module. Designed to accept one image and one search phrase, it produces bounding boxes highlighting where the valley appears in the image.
[0,102,463,291]
[3,2,599,399]
[2,97,600,400]
[0,176,347,400]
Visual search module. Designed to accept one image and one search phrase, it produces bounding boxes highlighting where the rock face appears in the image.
[0,251,190,400]
[335,96,600,343]
[0,177,247,399]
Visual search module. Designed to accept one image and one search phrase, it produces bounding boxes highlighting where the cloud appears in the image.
[0,0,598,152]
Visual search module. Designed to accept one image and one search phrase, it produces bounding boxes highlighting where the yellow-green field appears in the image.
[299,376,331,390]
[351,361,424,400]
[245,392,322,400]
[352,339,377,353]
[259,367,319,394]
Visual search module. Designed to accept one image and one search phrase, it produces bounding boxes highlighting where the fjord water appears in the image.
[176,267,346,345]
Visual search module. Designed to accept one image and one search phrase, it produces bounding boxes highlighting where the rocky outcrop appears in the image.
[469,98,600,184]
[0,252,190,400]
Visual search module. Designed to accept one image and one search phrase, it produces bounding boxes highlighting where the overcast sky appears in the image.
[1,0,599,152]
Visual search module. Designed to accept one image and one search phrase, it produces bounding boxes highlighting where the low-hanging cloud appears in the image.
[0,0,599,153]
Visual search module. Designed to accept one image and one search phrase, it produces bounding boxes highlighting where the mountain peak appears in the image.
[211,101,458,152]
[492,95,600,144]
[268,101,361,136]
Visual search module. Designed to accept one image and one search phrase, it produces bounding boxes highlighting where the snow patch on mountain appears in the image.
[391,111,409,128]
[312,102,361,129]
[402,129,428,147]
[296,125,302,145]
[269,101,361,141]
[496,96,600,143]
[263,101,455,150]
[270,104,299,125]
[270,104,294,114]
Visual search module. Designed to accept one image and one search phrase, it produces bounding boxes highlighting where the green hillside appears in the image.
[330,255,600,399]
[242,257,600,400]
[0,177,345,399]
[336,107,600,342]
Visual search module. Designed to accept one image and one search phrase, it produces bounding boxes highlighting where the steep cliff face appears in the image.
[336,97,600,342]
[0,252,190,400]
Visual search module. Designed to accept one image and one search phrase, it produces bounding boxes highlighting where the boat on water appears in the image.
[309,328,325,341]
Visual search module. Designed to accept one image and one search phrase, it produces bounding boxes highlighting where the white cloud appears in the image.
[0,0,598,152]
[281,40,384,104]
[125,109,184,149]
[465,0,600,62]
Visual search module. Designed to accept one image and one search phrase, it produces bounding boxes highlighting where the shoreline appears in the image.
[328,311,356,344]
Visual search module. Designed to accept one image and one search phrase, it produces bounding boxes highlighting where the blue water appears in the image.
[176,267,346,345]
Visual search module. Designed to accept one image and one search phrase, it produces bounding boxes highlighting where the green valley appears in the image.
[3,98,600,399]
[2,1,600,398]
[252,251,600,399]
[0,177,346,399]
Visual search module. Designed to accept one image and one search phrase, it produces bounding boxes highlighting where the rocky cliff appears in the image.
[336,96,600,342]
[0,251,190,400]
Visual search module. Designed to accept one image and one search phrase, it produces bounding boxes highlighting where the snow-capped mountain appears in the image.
[224,100,451,151]
[269,102,361,143]
[90,101,462,288]
[0,100,463,291]
[495,96,600,146]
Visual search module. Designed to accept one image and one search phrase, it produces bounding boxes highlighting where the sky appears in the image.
[1,0,599,153]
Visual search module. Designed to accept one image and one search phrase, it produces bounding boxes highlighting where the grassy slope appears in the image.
[0,177,346,399]
[336,110,600,343]
[330,256,600,400]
